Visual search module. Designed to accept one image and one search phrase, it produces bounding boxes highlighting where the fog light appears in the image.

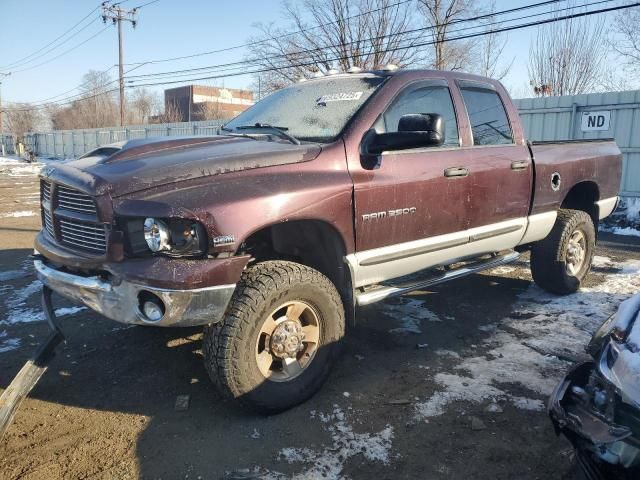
[141,296,165,322]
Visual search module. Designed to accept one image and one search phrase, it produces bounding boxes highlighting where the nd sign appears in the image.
[581,111,611,131]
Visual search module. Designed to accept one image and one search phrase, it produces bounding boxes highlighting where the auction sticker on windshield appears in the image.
[316,91,363,104]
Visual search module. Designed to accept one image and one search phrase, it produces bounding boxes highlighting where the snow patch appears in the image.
[385,298,442,334]
[606,226,640,238]
[1,279,87,325]
[0,269,30,281]
[434,349,461,359]
[0,331,20,353]
[624,197,640,222]
[414,257,640,421]
[258,406,394,480]
[511,396,545,411]
[0,157,43,177]
[0,210,36,218]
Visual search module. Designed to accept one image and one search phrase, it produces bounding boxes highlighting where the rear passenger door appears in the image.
[457,81,532,235]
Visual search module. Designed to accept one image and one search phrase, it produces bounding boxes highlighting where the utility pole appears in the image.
[0,72,11,156]
[102,2,137,127]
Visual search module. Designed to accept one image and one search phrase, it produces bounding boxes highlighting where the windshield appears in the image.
[223,75,386,143]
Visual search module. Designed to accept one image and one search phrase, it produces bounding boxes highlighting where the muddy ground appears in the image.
[1,159,639,480]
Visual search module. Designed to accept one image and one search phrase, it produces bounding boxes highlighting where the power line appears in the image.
[132,0,161,9]
[127,1,639,89]
[2,0,562,104]
[0,4,102,71]
[7,0,636,111]
[10,25,112,74]
[123,0,578,83]
[122,0,415,66]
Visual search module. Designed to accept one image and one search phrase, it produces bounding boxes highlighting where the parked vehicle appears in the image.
[549,294,640,479]
[33,68,622,412]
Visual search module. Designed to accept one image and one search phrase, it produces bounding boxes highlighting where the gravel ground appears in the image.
[1,158,639,480]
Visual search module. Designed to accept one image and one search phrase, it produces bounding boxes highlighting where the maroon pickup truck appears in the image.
[34,69,622,412]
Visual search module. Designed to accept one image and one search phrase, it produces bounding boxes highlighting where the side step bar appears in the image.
[355,251,520,307]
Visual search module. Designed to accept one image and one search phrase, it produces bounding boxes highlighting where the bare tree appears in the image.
[128,88,156,124]
[609,4,640,80]
[475,1,513,80]
[417,0,479,71]
[197,101,227,121]
[5,103,42,144]
[150,100,183,124]
[528,5,606,96]
[48,70,119,129]
[248,0,419,94]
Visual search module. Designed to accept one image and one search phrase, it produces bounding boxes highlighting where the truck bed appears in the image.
[528,138,621,216]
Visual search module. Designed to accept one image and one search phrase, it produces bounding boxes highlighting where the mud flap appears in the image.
[0,286,64,439]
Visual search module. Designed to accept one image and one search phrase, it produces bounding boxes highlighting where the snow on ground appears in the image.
[0,278,87,326]
[251,406,393,480]
[0,156,43,177]
[0,210,36,218]
[602,226,640,238]
[414,257,640,421]
[384,298,446,334]
[624,197,640,222]
[0,330,20,353]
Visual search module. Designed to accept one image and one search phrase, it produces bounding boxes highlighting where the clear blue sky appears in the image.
[0,0,623,105]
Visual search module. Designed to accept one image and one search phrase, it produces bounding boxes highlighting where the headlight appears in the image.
[141,217,207,257]
[144,218,171,252]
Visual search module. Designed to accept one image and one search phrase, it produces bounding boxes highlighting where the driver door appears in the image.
[351,80,472,286]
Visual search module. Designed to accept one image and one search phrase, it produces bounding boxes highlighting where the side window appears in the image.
[459,86,513,146]
[382,84,459,147]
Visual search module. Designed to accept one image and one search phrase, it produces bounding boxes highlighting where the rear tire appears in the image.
[203,260,345,413]
[531,209,595,294]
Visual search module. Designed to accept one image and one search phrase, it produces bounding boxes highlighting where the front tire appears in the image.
[203,261,345,413]
[530,209,595,294]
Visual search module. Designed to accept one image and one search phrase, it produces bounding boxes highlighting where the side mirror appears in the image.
[365,113,445,155]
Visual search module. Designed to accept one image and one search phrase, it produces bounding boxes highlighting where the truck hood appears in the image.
[42,136,321,198]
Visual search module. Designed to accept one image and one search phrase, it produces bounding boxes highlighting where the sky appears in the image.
[0,0,626,106]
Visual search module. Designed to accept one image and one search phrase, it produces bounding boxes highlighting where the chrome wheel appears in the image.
[255,300,321,382]
[566,229,586,276]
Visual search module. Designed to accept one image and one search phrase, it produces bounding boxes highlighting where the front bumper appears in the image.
[548,362,639,472]
[34,259,236,327]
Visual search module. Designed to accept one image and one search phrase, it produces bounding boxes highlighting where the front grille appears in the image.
[57,185,97,215]
[43,210,55,237]
[59,219,107,254]
[40,180,107,255]
[41,180,51,203]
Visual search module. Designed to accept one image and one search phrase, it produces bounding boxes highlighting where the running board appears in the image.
[355,251,520,307]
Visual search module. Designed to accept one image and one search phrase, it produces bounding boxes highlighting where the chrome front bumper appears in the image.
[34,260,236,327]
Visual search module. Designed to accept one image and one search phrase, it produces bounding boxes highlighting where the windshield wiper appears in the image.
[235,123,301,145]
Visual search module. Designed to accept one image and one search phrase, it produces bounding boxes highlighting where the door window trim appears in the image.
[455,79,515,147]
[371,79,463,153]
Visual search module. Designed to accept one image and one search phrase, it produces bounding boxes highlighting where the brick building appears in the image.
[164,85,254,122]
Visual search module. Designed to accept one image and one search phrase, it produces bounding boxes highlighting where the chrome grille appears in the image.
[43,210,55,237]
[41,180,51,203]
[39,181,107,255]
[59,219,107,254]
[57,185,97,215]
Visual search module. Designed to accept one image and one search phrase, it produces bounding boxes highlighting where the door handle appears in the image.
[511,160,528,170]
[444,166,469,178]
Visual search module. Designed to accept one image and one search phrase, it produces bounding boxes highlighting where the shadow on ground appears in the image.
[0,245,580,479]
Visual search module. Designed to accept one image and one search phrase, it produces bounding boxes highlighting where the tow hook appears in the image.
[0,286,65,439]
